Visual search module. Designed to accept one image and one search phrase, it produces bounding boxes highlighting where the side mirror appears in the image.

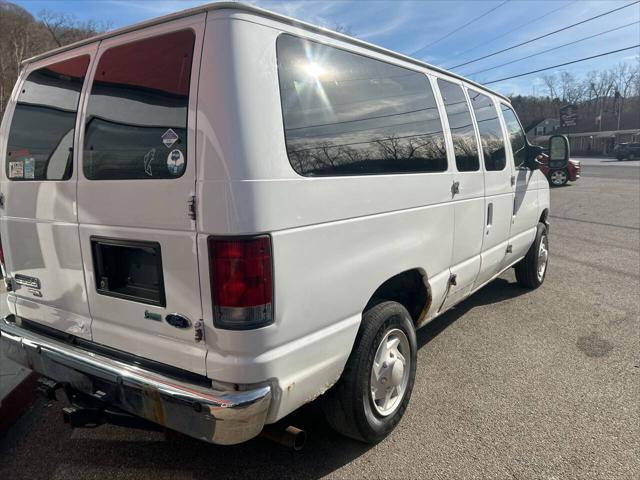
[525,144,543,170]
[548,135,570,169]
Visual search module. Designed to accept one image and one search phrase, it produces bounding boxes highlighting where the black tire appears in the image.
[629,153,636,161]
[549,169,569,187]
[515,223,549,289]
[321,301,417,443]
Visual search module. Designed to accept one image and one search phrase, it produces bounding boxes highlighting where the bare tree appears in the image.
[39,10,110,48]
[610,62,639,129]
[542,74,559,100]
[0,2,48,114]
[332,24,354,36]
[559,71,584,104]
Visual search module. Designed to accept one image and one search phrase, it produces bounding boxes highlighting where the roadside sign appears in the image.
[560,105,577,128]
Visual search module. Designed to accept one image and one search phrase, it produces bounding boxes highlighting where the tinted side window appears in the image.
[277,35,447,176]
[437,79,479,172]
[501,104,527,167]
[469,91,505,171]
[6,56,89,181]
[83,30,195,180]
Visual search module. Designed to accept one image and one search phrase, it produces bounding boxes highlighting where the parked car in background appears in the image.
[0,3,561,446]
[538,149,580,187]
[614,142,640,160]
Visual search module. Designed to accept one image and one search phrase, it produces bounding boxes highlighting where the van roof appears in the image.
[22,1,510,103]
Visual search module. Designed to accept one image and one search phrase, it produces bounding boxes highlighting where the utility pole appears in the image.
[615,90,622,131]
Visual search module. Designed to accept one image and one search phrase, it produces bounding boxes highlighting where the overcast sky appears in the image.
[14,0,640,96]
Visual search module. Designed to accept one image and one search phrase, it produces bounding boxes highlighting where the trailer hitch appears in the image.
[36,377,62,401]
[62,404,163,431]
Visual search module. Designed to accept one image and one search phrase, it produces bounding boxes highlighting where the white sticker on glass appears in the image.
[166,149,185,176]
[9,161,24,178]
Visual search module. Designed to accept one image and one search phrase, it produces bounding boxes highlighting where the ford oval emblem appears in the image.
[165,314,191,329]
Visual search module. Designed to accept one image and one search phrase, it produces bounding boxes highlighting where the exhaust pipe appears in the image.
[260,425,306,451]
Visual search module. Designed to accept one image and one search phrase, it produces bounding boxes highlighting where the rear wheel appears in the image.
[629,153,636,161]
[549,169,568,186]
[515,223,549,289]
[322,301,417,443]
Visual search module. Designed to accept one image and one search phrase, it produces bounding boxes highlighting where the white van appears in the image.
[0,3,566,446]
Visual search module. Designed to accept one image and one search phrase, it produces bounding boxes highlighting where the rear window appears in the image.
[83,29,195,180]
[469,91,506,171]
[5,55,90,181]
[277,34,447,176]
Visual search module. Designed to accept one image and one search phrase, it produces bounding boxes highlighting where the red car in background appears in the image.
[537,150,581,187]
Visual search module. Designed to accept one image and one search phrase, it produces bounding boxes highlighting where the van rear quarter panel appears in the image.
[197,14,456,421]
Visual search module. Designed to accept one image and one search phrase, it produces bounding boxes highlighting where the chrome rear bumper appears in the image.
[0,316,271,445]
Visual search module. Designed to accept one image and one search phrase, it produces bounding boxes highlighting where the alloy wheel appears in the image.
[369,328,411,417]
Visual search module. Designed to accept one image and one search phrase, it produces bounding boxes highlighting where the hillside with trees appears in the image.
[0,1,106,117]
[509,63,640,135]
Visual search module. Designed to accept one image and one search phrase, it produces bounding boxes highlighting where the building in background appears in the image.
[532,129,640,156]
[525,118,560,137]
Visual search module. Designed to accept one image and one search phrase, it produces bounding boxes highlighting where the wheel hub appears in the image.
[551,170,567,185]
[537,234,548,281]
[370,329,410,417]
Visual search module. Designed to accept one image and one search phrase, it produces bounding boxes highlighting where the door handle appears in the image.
[451,181,460,196]
[486,202,493,234]
[510,175,516,186]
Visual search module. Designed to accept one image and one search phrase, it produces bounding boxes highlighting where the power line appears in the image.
[411,0,511,55]
[483,45,640,84]
[285,106,437,132]
[449,0,640,69]
[444,0,578,66]
[466,21,639,77]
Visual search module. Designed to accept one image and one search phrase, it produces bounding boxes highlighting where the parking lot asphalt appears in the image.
[1,157,638,480]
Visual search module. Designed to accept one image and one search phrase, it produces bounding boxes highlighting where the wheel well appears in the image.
[364,270,431,325]
[539,208,549,226]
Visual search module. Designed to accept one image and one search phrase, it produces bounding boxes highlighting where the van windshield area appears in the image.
[5,55,90,181]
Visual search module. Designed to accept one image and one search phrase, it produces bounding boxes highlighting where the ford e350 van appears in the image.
[0,2,568,446]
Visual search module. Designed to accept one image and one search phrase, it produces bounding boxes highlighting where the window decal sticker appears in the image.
[167,149,185,176]
[23,158,35,179]
[161,128,179,148]
[9,161,24,178]
[144,148,156,176]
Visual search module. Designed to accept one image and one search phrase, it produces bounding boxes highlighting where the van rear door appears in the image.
[0,46,97,338]
[77,16,208,375]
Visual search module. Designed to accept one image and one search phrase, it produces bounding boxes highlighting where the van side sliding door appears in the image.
[435,78,484,310]
[76,14,209,375]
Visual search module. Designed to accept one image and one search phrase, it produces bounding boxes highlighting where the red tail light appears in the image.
[208,235,273,330]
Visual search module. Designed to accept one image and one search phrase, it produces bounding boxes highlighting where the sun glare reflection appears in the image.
[303,61,325,78]
[296,44,334,112]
